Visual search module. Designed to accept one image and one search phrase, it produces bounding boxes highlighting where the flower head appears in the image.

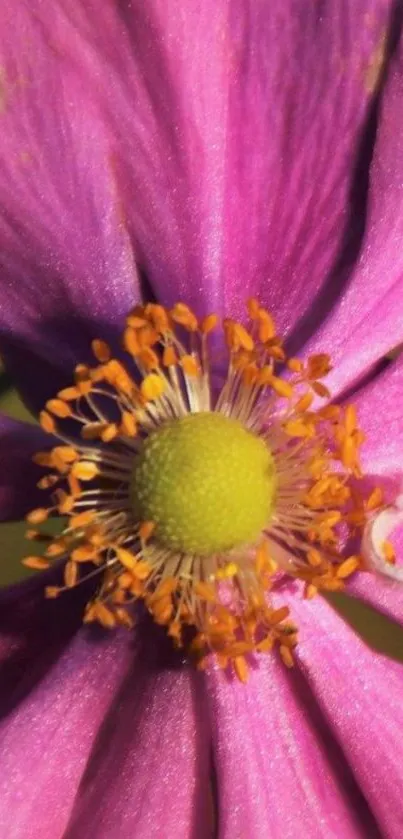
[1,1,403,838]
[24,300,379,683]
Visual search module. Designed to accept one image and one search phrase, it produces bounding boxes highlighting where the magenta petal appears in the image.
[342,355,403,624]
[0,7,140,411]
[291,594,403,837]
[65,667,212,839]
[303,39,403,397]
[206,656,372,838]
[0,576,212,839]
[0,413,52,521]
[0,635,133,838]
[355,355,403,479]
[2,1,391,336]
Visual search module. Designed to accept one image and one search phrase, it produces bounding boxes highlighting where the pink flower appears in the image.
[1,1,403,837]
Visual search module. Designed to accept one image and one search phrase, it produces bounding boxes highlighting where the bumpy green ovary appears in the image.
[130,412,277,556]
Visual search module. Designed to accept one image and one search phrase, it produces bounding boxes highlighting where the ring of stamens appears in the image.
[24,299,384,682]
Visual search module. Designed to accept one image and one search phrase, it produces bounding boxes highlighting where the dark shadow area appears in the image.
[0,372,12,398]
[0,422,54,521]
[286,0,403,359]
[0,568,93,719]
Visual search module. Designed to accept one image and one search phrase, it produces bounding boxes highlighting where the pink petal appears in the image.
[207,654,374,838]
[65,667,212,839]
[303,37,403,397]
[355,355,403,479]
[0,413,52,521]
[0,1,392,375]
[0,576,212,839]
[0,6,140,411]
[343,355,403,624]
[290,593,403,838]
[0,633,132,839]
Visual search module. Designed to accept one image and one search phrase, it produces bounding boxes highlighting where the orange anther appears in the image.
[126,314,148,329]
[284,419,313,438]
[94,602,116,628]
[382,541,396,564]
[91,339,111,363]
[311,381,331,399]
[307,549,322,567]
[287,358,303,373]
[57,386,80,401]
[26,508,49,525]
[53,446,78,463]
[39,411,57,434]
[257,309,276,342]
[64,560,78,588]
[101,423,118,443]
[22,556,50,570]
[145,303,170,332]
[234,656,249,683]
[270,376,293,399]
[336,556,360,579]
[120,412,137,437]
[180,355,199,376]
[71,461,99,481]
[71,545,96,562]
[138,347,160,371]
[279,645,294,668]
[123,326,140,356]
[45,586,61,599]
[162,345,178,367]
[200,314,218,335]
[81,422,108,441]
[295,392,313,412]
[32,451,53,466]
[171,303,198,331]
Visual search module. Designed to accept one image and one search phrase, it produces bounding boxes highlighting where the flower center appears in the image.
[24,298,387,683]
[130,412,276,555]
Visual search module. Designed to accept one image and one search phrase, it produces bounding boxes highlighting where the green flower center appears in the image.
[130,412,276,555]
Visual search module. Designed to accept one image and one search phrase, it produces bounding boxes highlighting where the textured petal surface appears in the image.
[290,592,403,838]
[0,6,140,412]
[345,356,403,623]
[0,414,52,522]
[303,36,403,397]
[64,665,212,839]
[0,575,211,839]
[207,654,374,839]
[0,1,393,412]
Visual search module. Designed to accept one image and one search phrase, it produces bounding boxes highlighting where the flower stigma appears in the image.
[24,300,392,682]
[130,412,277,555]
